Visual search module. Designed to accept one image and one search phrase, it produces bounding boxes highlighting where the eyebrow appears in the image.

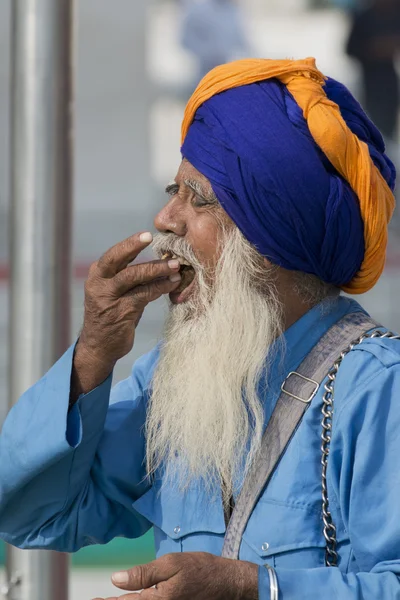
[184,179,218,204]
[164,179,219,205]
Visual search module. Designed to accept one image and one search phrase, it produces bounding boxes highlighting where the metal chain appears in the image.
[321,328,400,567]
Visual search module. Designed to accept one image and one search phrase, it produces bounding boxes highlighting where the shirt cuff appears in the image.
[66,373,113,448]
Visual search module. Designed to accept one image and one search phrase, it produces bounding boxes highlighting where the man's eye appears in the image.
[192,196,210,208]
[166,184,179,197]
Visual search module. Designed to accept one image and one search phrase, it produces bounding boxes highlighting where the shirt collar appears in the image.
[269,295,367,388]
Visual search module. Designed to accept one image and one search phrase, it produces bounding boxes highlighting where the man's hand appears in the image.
[71,232,181,400]
[92,553,258,600]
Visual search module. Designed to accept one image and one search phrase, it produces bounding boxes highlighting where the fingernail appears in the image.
[112,571,129,584]
[169,273,181,282]
[168,259,180,270]
[139,232,153,243]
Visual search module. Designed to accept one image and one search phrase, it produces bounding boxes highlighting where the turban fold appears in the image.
[181,58,396,294]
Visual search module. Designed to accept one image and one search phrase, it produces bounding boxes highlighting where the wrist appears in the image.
[74,338,116,375]
[233,560,258,600]
[71,339,115,400]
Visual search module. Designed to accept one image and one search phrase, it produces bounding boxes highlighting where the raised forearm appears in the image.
[69,338,116,406]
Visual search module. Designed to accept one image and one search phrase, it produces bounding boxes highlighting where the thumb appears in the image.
[112,556,178,591]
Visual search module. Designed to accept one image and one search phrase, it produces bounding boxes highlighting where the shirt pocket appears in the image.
[241,499,330,569]
[132,482,226,557]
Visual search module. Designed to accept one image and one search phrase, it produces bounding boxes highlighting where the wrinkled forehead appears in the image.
[173,159,234,231]
[175,159,214,193]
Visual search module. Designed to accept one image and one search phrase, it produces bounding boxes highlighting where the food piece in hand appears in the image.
[161,251,196,293]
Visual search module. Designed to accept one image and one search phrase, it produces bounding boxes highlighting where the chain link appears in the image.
[321,328,400,567]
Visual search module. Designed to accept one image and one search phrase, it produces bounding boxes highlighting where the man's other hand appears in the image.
[91,552,258,600]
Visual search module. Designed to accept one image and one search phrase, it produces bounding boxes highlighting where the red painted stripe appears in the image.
[384,253,400,269]
[0,264,8,280]
[0,263,92,282]
[74,264,91,279]
[1,255,400,282]
[0,257,152,282]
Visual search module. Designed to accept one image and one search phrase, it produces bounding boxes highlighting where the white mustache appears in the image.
[151,233,202,270]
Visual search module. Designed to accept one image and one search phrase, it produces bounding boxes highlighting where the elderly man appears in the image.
[0,58,399,600]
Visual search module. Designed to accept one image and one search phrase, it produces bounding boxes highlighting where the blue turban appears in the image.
[181,77,396,287]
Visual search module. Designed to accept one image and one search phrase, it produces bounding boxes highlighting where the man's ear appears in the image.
[263,257,274,269]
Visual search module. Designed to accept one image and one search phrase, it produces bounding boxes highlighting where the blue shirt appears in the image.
[1,296,400,599]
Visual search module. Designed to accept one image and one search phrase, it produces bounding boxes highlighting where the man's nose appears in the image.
[154,200,187,237]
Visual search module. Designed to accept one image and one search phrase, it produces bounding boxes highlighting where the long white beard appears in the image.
[147,228,283,501]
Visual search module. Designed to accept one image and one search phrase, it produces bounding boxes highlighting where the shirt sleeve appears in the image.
[0,343,159,552]
[258,356,400,599]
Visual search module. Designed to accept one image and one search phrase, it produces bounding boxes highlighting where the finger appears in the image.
[103,594,157,600]
[123,275,181,310]
[97,232,154,278]
[104,595,151,600]
[112,259,181,296]
[112,555,179,591]
[139,586,163,599]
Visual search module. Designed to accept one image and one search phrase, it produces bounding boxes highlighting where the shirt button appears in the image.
[261,543,269,552]
[173,526,181,535]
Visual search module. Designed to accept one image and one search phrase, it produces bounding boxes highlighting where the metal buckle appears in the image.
[281,371,320,404]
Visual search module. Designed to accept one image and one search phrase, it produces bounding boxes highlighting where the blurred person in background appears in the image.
[346,0,400,145]
[327,0,361,10]
[180,0,249,88]
[1,58,400,600]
